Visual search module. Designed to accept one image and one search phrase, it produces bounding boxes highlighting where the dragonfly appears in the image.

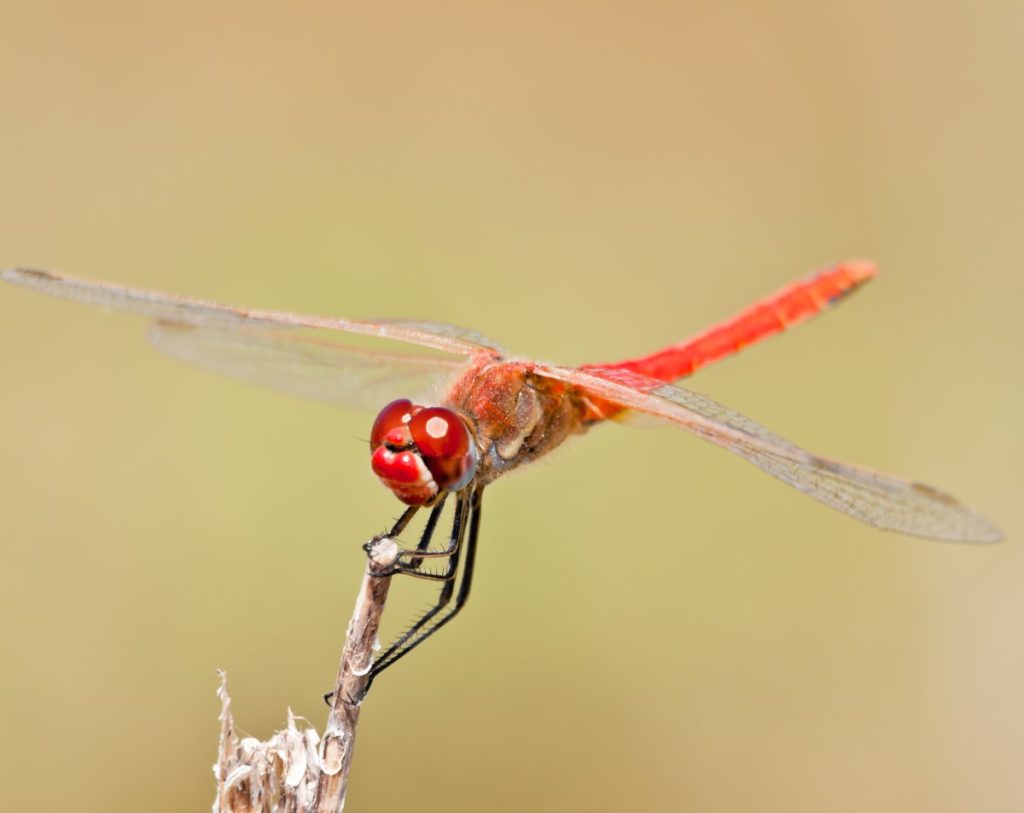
[1,262,1002,681]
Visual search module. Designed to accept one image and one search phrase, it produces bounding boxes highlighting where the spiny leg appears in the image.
[370,492,469,676]
[407,487,482,648]
[369,486,484,681]
[387,504,420,538]
[394,492,468,576]
[359,497,448,578]
[404,493,449,571]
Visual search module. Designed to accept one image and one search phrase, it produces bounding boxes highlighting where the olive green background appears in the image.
[1,2,1020,811]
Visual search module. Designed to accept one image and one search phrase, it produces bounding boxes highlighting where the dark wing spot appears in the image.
[911,481,961,507]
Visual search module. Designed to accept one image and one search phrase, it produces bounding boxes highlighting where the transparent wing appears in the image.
[2,267,501,411]
[539,364,1002,543]
[1,268,505,357]
[149,322,468,411]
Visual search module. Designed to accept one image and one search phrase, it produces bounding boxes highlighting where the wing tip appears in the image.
[885,514,1004,545]
[907,481,1004,544]
[966,521,1005,544]
[924,524,1003,545]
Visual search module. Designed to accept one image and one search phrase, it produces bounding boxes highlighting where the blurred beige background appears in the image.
[1,2,1021,811]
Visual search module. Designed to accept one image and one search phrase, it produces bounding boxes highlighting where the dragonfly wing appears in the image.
[149,322,468,411]
[370,318,505,356]
[538,364,1002,543]
[1,268,505,357]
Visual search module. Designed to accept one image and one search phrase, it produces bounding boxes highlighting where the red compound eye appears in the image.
[409,407,477,492]
[370,399,414,450]
[370,401,476,501]
[409,407,471,459]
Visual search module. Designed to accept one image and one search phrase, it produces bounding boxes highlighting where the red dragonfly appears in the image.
[1,263,1001,679]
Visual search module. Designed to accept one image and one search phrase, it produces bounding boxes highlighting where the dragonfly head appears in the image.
[369,399,478,505]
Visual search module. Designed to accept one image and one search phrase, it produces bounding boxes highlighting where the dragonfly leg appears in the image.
[324,489,483,703]
[401,494,449,571]
[368,486,483,683]
[386,504,420,538]
[359,496,448,578]
[389,490,473,578]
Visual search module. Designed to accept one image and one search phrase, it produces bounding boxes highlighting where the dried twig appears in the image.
[213,535,399,813]
[312,536,398,811]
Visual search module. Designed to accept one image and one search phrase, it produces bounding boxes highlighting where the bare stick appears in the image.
[312,535,398,812]
[213,535,399,813]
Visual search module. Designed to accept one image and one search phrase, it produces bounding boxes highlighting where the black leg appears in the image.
[404,494,449,570]
[368,486,484,681]
[361,497,452,578]
[393,492,468,577]
[386,504,420,538]
[324,489,484,704]
[372,493,469,668]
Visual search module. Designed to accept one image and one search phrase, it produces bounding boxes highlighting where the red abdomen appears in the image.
[589,261,876,383]
[576,261,877,422]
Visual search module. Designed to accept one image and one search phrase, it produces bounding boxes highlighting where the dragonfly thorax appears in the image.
[370,399,478,505]
[444,359,591,484]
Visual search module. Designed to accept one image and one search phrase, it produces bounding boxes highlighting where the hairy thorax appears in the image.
[444,358,590,485]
